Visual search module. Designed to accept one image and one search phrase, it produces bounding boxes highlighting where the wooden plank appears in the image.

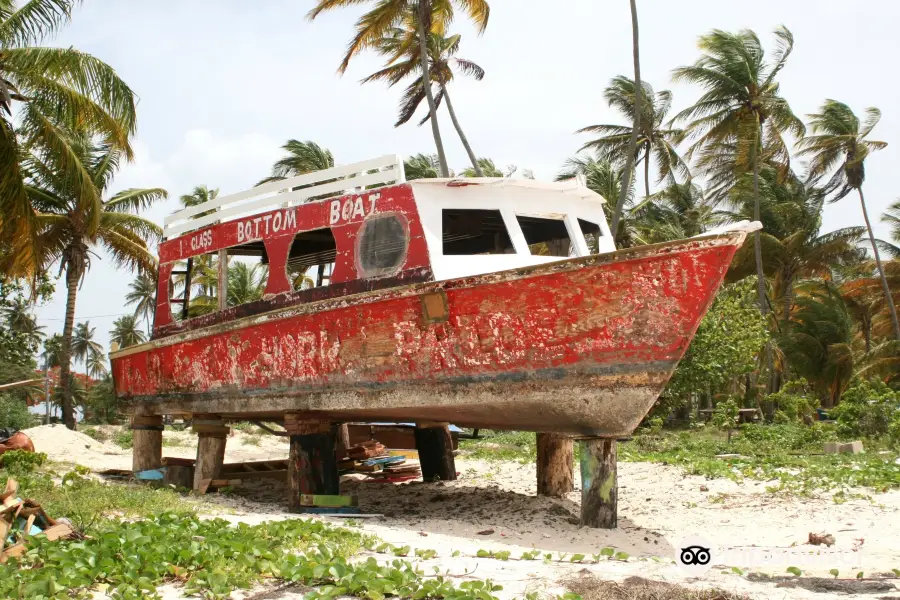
[300,494,358,507]
[165,155,403,226]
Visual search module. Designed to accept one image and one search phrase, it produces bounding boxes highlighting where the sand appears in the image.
[20,425,900,599]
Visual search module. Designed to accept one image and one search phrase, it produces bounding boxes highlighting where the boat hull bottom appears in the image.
[127,367,672,437]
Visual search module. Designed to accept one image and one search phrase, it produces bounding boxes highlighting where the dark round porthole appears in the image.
[358,214,407,277]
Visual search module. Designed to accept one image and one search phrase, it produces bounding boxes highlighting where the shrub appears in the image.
[0,449,47,473]
[0,394,38,431]
[766,379,818,424]
[831,379,900,439]
[114,429,134,449]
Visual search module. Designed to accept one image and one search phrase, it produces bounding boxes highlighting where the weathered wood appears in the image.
[193,429,227,492]
[335,423,350,459]
[163,464,194,489]
[580,438,617,528]
[536,433,574,497]
[132,415,163,473]
[414,424,456,482]
[288,424,339,512]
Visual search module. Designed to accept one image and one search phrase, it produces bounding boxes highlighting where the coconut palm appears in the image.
[179,184,219,219]
[125,272,157,335]
[72,321,102,374]
[1,0,137,279]
[1,294,43,339]
[461,158,503,177]
[41,333,62,369]
[556,154,643,247]
[777,281,854,407]
[258,140,334,185]
[609,0,643,237]
[308,0,490,178]
[27,135,166,429]
[673,26,805,315]
[578,77,688,199]
[630,181,722,244]
[364,29,485,175]
[85,351,108,380]
[227,262,267,307]
[110,314,146,349]
[797,100,899,340]
[404,153,442,180]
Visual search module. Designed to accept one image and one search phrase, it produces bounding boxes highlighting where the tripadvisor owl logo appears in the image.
[675,536,716,575]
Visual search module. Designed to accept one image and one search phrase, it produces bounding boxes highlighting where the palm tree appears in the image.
[556,154,640,247]
[308,0,490,178]
[777,281,854,407]
[227,262,267,307]
[27,136,166,429]
[797,100,899,340]
[258,140,334,185]
[673,26,805,315]
[631,181,721,244]
[1,0,137,279]
[1,295,44,340]
[41,333,62,369]
[364,29,485,175]
[110,314,146,349]
[85,351,108,380]
[610,0,643,237]
[404,153,443,180]
[125,272,157,335]
[179,184,219,219]
[72,321,102,374]
[461,158,503,177]
[578,77,688,199]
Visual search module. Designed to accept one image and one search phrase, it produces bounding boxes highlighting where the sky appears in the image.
[29,0,900,357]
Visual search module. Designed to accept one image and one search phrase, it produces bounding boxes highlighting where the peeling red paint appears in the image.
[112,233,745,435]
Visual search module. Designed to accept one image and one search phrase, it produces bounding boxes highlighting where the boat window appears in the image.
[579,219,602,254]
[287,228,336,290]
[225,241,269,307]
[167,252,225,321]
[516,216,574,257]
[358,214,407,277]
[442,209,515,255]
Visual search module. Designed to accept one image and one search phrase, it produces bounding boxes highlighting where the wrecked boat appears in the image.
[110,154,754,439]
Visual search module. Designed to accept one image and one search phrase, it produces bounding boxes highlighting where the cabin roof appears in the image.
[410,177,606,203]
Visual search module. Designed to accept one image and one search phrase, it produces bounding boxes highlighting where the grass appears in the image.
[620,423,900,494]
[460,424,900,494]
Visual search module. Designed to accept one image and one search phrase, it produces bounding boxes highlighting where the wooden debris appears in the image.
[300,494,358,507]
[0,478,76,562]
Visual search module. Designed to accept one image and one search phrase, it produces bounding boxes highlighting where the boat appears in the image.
[110,154,756,441]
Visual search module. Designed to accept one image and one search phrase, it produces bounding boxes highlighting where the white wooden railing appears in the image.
[163,154,406,239]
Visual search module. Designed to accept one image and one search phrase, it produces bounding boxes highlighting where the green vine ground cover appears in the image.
[0,456,510,600]
[461,425,900,494]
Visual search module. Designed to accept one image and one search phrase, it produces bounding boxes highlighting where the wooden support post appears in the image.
[579,438,617,528]
[536,432,574,497]
[286,418,339,512]
[192,418,228,493]
[335,423,350,460]
[132,415,163,473]
[414,423,456,482]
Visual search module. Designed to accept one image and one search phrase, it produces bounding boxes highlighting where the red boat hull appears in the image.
[111,233,744,436]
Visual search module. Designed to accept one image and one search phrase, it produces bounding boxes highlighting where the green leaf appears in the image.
[787,566,802,576]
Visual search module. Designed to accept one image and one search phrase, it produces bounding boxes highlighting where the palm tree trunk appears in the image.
[858,187,900,340]
[643,147,650,199]
[751,136,767,315]
[862,314,872,354]
[416,0,450,178]
[782,274,793,322]
[610,0,642,236]
[59,264,79,430]
[443,86,483,177]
